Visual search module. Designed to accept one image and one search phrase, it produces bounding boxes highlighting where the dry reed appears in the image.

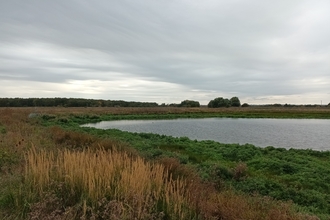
[25,146,195,219]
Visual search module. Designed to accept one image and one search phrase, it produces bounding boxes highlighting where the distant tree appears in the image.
[207,100,215,108]
[179,100,200,107]
[208,97,240,108]
[208,97,223,108]
[230,97,241,107]
[220,98,231,107]
[210,97,229,107]
[241,103,249,107]
[207,99,214,108]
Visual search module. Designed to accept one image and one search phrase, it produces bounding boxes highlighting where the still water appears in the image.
[82,118,330,151]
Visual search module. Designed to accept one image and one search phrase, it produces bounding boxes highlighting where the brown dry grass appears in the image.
[210,191,320,220]
[25,146,194,219]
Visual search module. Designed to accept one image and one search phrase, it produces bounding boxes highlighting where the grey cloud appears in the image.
[1,0,330,104]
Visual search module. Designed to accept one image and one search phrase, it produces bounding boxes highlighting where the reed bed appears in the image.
[25,146,195,219]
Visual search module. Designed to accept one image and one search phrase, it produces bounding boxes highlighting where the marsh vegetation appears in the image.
[0,106,329,219]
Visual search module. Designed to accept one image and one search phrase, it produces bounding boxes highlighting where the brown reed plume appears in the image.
[25,146,196,219]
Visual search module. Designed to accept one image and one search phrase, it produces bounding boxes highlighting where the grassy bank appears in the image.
[0,107,329,219]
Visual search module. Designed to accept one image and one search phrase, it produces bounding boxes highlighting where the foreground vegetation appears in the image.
[1,106,329,219]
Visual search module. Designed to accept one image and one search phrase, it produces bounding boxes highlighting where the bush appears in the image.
[41,114,56,120]
[0,126,6,134]
[232,162,248,181]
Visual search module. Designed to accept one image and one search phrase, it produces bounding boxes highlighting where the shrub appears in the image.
[232,162,248,181]
[41,114,56,120]
[213,164,233,180]
[0,126,6,134]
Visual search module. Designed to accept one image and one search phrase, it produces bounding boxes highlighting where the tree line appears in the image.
[0,98,158,108]
[2,97,328,108]
[0,97,244,108]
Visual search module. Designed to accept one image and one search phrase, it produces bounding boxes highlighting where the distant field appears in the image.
[8,105,330,119]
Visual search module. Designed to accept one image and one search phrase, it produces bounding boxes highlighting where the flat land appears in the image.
[15,105,330,119]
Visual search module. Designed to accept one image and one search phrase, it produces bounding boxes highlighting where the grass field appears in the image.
[0,106,329,219]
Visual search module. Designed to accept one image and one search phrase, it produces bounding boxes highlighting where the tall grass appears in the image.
[25,146,195,219]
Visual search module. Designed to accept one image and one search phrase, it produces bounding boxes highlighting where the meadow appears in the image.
[0,106,329,219]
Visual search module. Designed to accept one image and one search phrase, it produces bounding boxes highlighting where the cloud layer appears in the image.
[1,0,330,104]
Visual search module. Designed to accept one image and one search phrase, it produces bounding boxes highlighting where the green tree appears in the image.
[208,97,241,108]
[217,97,230,107]
[230,97,241,107]
[208,97,231,108]
[207,100,215,108]
[179,100,200,107]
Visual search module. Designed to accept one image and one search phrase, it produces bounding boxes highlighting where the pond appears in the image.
[82,118,330,151]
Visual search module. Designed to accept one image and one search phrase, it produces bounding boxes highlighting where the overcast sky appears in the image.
[1,0,329,105]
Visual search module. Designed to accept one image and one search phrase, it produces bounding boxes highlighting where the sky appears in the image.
[1,0,330,105]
